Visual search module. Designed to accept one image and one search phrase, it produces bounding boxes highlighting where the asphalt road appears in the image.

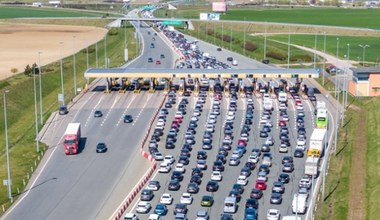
[1,19,176,220]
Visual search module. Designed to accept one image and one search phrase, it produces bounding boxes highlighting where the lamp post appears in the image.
[230,23,232,51]
[313,33,317,69]
[3,89,13,203]
[264,22,267,60]
[72,36,77,96]
[322,32,326,85]
[243,17,246,56]
[33,66,40,153]
[287,25,291,69]
[358,44,370,66]
[335,38,339,98]
[345,43,350,108]
[38,52,43,125]
[59,42,65,106]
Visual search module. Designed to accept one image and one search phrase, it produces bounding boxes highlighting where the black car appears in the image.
[168,180,180,191]
[232,184,244,194]
[258,164,270,174]
[282,156,294,164]
[250,188,263,199]
[245,198,259,209]
[206,181,219,192]
[178,156,189,165]
[228,190,241,202]
[294,149,305,158]
[187,182,199,193]
[140,188,153,201]
[171,171,184,181]
[94,110,103,117]
[165,141,175,149]
[173,203,188,215]
[220,213,233,220]
[212,161,224,171]
[124,115,133,123]
[165,102,172,108]
[244,162,256,170]
[192,167,203,177]
[197,151,207,159]
[59,106,68,115]
[227,57,233,62]
[216,154,227,164]
[259,131,268,138]
[278,173,290,183]
[96,142,107,153]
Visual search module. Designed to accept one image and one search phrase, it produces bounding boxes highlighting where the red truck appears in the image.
[63,123,81,155]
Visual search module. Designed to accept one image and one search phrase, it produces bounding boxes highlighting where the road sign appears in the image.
[58,94,64,102]
[162,20,183,26]
[3,179,11,186]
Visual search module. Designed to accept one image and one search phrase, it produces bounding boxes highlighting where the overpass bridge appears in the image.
[84,68,318,95]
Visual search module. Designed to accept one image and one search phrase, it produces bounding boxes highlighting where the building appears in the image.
[348,67,380,96]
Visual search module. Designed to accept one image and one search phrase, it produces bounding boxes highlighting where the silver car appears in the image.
[229,155,240,166]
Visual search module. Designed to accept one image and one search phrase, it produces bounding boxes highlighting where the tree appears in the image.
[24,64,32,76]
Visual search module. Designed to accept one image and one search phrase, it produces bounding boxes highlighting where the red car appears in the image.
[171,121,179,127]
[238,139,247,146]
[278,120,286,127]
[176,117,183,124]
[156,60,161,65]
[255,180,267,190]
[295,99,302,106]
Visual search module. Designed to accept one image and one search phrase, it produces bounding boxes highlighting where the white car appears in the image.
[226,115,235,121]
[211,171,223,181]
[258,171,268,182]
[136,201,151,214]
[207,118,216,124]
[191,116,198,122]
[148,214,161,220]
[206,124,214,132]
[158,162,171,173]
[248,154,259,163]
[153,152,164,161]
[180,193,193,204]
[282,115,289,122]
[296,145,306,151]
[160,193,173,205]
[279,103,287,111]
[265,137,274,146]
[279,144,288,153]
[296,104,304,110]
[266,209,280,220]
[297,138,306,147]
[123,213,138,220]
[209,114,217,119]
[164,155,175,164]
[193,111,201,117]
[236,175,248,186]
[175,163,186,173]
[175,111,183,118]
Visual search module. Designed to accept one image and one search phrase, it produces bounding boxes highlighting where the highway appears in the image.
[1,17,176,220]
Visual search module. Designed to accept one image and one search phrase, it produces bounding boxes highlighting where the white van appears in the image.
[223,196,237,213]
[278,92,287,103]
[292,193,307,214]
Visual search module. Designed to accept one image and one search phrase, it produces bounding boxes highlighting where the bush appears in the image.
[108,28,118,36]
[221,34,234,42]
[207,29,214,36]
[292,54,312,62]
[267,49,287,61]
[243,41,258,51]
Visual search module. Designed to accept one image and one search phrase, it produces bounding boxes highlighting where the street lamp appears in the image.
[33,66,40,153]
[38,52,43,125]
[358,44,370,66]
[335,38,340,98]
[313,33,317,69]
[3,89,13,203]
[264,22,267,60]
[72,36,77,96]
[59,42,65,106]
[322,32,326,85]
[345,43,350,108]
[287,25,291,69]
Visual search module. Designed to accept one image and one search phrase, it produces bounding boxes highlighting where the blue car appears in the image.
[154,203,168,215]
[244,207,257,220]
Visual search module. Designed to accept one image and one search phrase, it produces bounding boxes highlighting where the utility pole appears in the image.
[3,90,13,203]
[287,25,291,69]
[38,52,43,125]
[322,32,326,85]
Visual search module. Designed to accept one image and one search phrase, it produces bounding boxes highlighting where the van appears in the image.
[292,193,307,214]
[232,60,238,66]
[223,196,237,213]
[282,216,301,220]
[278,92,288,103]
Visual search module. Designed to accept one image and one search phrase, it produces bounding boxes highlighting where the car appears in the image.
[240,167,251,177]
[217,47,222,51]
[206,181,219,192]
[272,181,285,194]
[123,213,138,220]
[245,198,259,209]
[192,167,203,177]
[190,174,202,185]
[173,203,188,215]
[211,171,223,181]
[148,57,153,62]
[148,214,161,220]
[294,149,305,158]
[227,57,233,62]
[152,152,164,161]
[236,175,248,186]
[255,180,267,190]
[150,43,155,48]
[232,183,244,194]
[244,161,256,170]
[196,210,209,220]
[59,106,68,115]
[124,115,133,123]
[171,171,184,181]
[175,163,186,173]
[282,156,294,164]
[270,192,283,204]
[164,155,175,164]
[160,54,165,59]
[278,173,290,184]
[283,162,294,172]
[178,156,190,165]
[168,179,181,191]
[136,201,151,214]
[220,213,233,220]
[279,144,288,153]
[158,162,171,173]
[213,161,224,171]
[250,188,263,199]
[245,207,257,219]
[187,182,199,193]
[147,180,160,191]
[140,188,153,201]
[197,151,207,159]
[299,176,312,189]
[153,203,167,215]
[200,195,214,207]
[266,209,280,220]
[160,193,173,205]
[180,193,193,205]
[197,159,207,170]
[229,155,240,166]
[96,142,107,153]
[155,60,161,65]
[94,110,103,117]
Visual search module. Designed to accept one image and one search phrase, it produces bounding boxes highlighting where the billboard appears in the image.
[199,13,220,21]
[212,2,227,12]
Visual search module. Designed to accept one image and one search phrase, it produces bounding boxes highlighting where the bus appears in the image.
[316,108,328,129]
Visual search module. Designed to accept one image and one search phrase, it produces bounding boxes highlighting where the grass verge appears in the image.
[0,21,137,215]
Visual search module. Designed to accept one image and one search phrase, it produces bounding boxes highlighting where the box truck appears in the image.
[63,123,81,155]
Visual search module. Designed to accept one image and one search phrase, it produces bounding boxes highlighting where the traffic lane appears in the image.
[182,32,270,69]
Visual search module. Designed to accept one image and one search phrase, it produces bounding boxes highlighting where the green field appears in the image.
[156,7,380,29]
[0,6,104,18]
[0,22,137,215]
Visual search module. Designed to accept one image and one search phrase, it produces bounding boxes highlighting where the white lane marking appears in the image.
[132,94,153,126]
[2,91,97,219]
[116,94,137,126]
[100,95,121,127]
[304,99,315,128]
[84,96,105,127]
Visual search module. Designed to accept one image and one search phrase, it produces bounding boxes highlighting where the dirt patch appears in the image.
[347,108,366,220]
[0,22,108,80]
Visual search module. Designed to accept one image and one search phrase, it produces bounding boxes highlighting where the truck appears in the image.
[304,156,320,177]
[63,123,81,155]
[307,128,327,157]
[292,193,308,214]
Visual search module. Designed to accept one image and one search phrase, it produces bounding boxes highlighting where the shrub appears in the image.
[243,41,258,51]
[221,34,234,42]
[267,49,287,61]
[108,28,119,36]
